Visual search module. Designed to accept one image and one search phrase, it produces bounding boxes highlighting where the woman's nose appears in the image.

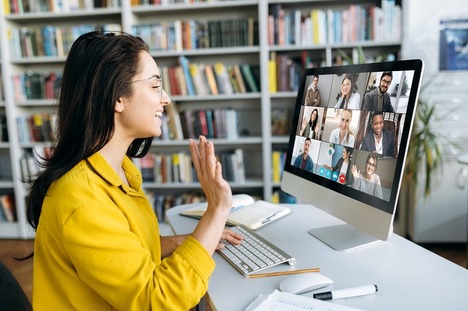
[161,90,171,105]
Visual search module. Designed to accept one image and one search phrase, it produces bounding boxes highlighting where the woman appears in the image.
[323,146,353,185]
[334,73,361,110]
[300,108,319,139]
[351,152,383,199]
[27,31,242,310]
[329,109,355,147]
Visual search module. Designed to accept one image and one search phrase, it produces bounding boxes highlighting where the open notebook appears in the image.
[179,194,291,230]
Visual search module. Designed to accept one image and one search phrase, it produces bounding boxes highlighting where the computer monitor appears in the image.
[281,59,424,251]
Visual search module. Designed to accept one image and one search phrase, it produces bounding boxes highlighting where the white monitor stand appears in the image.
[308,223,388,251]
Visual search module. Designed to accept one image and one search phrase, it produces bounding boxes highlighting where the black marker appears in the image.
[313,284,378,300]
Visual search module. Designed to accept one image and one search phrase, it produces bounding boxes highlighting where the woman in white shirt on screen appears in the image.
[334,73,361,110]
[329,109,355,148]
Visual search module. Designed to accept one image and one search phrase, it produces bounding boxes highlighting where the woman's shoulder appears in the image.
[51,154,114,194]
[50,160,96,193]
[372,173,381,183]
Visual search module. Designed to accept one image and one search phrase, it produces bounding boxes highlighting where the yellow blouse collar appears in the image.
[86,153,142,192]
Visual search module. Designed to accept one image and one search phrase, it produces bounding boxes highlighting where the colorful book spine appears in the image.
[178,56,195,95]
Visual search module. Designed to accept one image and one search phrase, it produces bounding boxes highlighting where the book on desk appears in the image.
[179,194,291,230]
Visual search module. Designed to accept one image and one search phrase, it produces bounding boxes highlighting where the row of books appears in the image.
[159,105,239,141]
[269,49,365,92]
[131,0,231,5]
[12,71,62,101]
[0,194,16,223]
[6,0,120,14]
[145,191,207,224]
[132,17,258,52]
[162,57,261,96]
[16,113,57,144]
[271,150,287,184]
[268,0,401,46]
[14,105,238,144]
[9,17,256,59]
[19,146,245,185]
[133,148,245,184]
[10,61,259,103]
[9,24,122,59]
[268,52,303,93]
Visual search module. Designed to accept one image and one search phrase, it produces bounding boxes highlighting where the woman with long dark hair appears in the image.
[27,31,242,310]
[300,108,319,139]
[335,73,361,110]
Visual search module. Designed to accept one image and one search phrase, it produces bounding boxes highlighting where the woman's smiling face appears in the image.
[341,78,352,97]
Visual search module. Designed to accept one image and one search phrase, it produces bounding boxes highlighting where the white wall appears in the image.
[402,0,468,74]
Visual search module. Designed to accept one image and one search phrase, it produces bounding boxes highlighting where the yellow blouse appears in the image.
[33,152,215,310]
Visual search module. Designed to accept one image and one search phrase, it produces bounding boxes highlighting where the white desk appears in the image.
[166,204,468,311]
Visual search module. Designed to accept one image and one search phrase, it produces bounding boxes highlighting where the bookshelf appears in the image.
[0,0,403,238]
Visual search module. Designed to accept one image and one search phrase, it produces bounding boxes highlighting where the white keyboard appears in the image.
[217,225,296,276]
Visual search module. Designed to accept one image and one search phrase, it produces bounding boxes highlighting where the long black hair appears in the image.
[309,108,319,131]
[27,31,153,230]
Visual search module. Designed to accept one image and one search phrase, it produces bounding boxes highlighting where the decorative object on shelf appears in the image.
[439,17,468,71]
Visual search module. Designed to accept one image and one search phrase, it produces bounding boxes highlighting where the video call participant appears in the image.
[329,109,356,148]
[323,146,353,185]
[360,112,395,157]
[351,152,383,199]
[305,75,321,106]
[293,137,314,172]
[300,108,319,139]
[334,73,361,110]
[362,71,395,112]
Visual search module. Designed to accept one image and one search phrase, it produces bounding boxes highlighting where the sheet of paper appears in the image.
[245,290,365,311]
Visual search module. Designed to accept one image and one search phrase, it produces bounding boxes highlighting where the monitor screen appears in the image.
[281,59,424,251]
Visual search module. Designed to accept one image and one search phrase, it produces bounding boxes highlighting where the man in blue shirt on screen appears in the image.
[293,137,314,173]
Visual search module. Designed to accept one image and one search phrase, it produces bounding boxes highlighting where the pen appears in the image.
[245,267,320,279]
[313,284,378,300]
[260,211,281,224]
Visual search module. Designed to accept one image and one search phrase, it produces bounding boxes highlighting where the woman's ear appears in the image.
[115,98,125,113]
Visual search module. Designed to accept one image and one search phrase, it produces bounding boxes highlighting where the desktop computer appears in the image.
[281,59,424,251]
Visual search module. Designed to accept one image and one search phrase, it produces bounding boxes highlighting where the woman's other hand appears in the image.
[216,228,244,249]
